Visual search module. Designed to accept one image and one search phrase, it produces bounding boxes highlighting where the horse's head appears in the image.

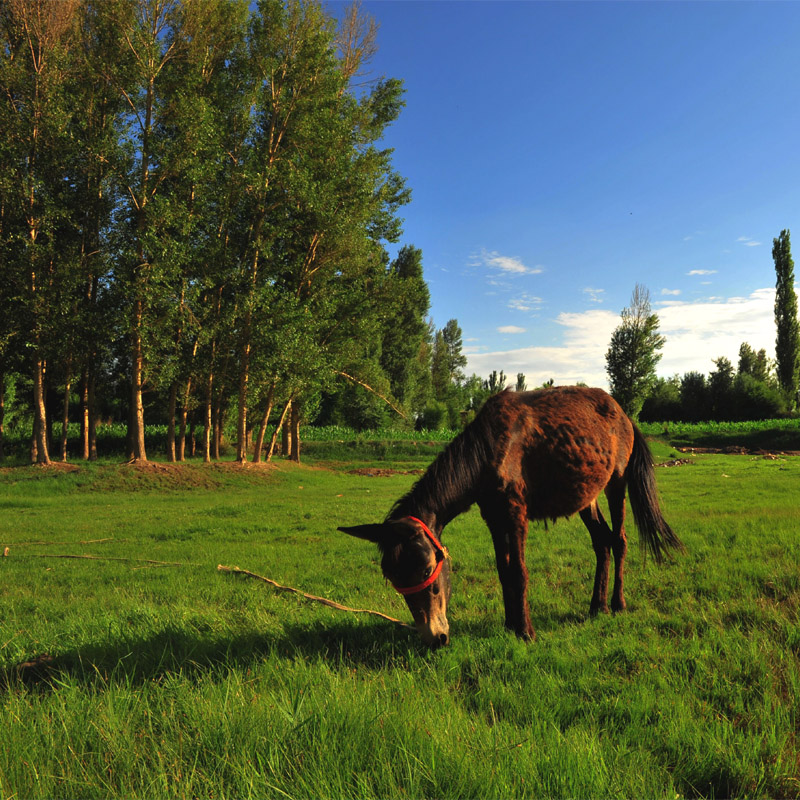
[338,517,451,648]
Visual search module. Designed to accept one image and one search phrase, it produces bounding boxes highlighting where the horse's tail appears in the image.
[625,424,685,563]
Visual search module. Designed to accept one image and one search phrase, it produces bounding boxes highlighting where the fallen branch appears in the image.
[217,564,413,629]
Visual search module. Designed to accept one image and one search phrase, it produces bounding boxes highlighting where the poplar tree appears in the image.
[380,245,430,408]
[605,284,665,419]
[773,229,799,408]
[0,0,80,464]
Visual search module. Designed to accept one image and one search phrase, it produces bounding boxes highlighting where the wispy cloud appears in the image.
[583,287,605,304]
[738,236,762,247]
[477,249,543,276]
[661,288,681,296]
[498,325,526,334]
[687,269,717,276]
[508,294,543,313]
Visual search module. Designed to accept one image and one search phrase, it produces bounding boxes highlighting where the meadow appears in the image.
[1,438,799,798]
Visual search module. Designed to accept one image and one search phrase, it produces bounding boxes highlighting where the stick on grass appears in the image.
[217,564,413,629]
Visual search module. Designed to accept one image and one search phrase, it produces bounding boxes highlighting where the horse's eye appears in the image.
[423,567,432,578]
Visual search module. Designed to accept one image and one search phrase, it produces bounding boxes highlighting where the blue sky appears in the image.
[328,1,800,388]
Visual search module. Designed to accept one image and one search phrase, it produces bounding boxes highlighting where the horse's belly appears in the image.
[524,461,612,521]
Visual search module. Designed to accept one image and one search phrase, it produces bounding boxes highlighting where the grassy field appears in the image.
[1,441,799,798]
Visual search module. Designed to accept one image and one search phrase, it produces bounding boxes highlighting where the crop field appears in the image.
[1,440,799,798]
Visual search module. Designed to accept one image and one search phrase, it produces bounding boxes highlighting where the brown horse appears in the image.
[339,386,684,647]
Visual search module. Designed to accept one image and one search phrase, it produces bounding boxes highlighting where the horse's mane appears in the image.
[387,399,498,526]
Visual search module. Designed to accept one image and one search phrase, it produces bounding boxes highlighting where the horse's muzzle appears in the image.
[417,615,450,648]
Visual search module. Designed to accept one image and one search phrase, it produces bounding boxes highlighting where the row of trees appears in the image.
[606,229,800,421]
[0,0,448,464]
[640,343,789,422]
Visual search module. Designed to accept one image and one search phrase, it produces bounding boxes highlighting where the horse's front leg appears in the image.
[481,499,535,641]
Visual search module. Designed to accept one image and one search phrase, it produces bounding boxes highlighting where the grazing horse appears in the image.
[339,386,684,648]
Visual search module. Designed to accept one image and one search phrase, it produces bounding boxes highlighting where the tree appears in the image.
[738,342,771,384]
[431,319,467,400]
[605,284,665,419]
[773,229,799,408]
[515,373,527,392]
[484,370,507,395]
[379,245,430,412]
[708,356,735,419]
[679,371,708,422]
[0,0,81,463]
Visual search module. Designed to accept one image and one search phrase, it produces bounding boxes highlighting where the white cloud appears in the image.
[738,236,762,247]
[465,289,776,390]
[687,269,717,276]
[478,249,543,276]
[508,293,543,313]
[583,287,605,303]
[661,288,681,296]
[466,309,619,388]
[497,325,526,334]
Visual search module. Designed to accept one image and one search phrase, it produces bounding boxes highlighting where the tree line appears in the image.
[0,0,464,464]
[606,229,800,422]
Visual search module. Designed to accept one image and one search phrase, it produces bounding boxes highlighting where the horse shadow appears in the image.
[0,617,424,693]
[2,606,600,693]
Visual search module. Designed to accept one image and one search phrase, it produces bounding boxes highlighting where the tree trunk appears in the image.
[166,381,178,462]
[252,382,276,464]
[289,401,300,463]
[32,356,50,465]
[203,372,213,463]
[88,365,97,461]
[213,394,224,461]
[267,397,294,462]
[236,340,250,463]
[61,370,71,462]
[80,364,90,460]
[130,301,147,462]
[282,402,291,456]
[0,366,5,461]
[178,376,192,461]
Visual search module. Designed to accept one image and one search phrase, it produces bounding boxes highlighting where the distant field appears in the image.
[1,444,799,798]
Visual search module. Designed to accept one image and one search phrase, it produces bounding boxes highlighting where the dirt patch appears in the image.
[656,458,695,468]
[0,461,81,475]
[675,446,800,457]
[347,468,424,477]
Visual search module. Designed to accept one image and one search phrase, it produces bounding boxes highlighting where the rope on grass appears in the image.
[217,564,413,629]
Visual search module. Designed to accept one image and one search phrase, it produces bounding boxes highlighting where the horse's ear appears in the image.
[338,523,387,543]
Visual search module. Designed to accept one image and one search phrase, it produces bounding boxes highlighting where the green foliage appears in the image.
[640,341,791,424]
[0,0,422,464]
[605,284,665,419]
[773,229,799,407]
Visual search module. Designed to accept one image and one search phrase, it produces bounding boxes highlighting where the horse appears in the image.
[339,385,684,648]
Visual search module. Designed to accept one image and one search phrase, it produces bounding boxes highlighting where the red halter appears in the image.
[392,516,448,596]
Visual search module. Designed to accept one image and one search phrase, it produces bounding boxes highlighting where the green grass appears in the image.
[1,449,799,798]
[639,418,800,451]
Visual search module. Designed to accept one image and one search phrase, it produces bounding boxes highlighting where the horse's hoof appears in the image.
[589,604,610,617]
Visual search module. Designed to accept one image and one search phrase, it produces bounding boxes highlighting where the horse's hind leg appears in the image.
[605,477,628,612]
[480,496,535,641]
[579,502,613,615]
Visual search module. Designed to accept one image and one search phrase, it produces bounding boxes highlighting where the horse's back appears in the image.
[479,386,634,520]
